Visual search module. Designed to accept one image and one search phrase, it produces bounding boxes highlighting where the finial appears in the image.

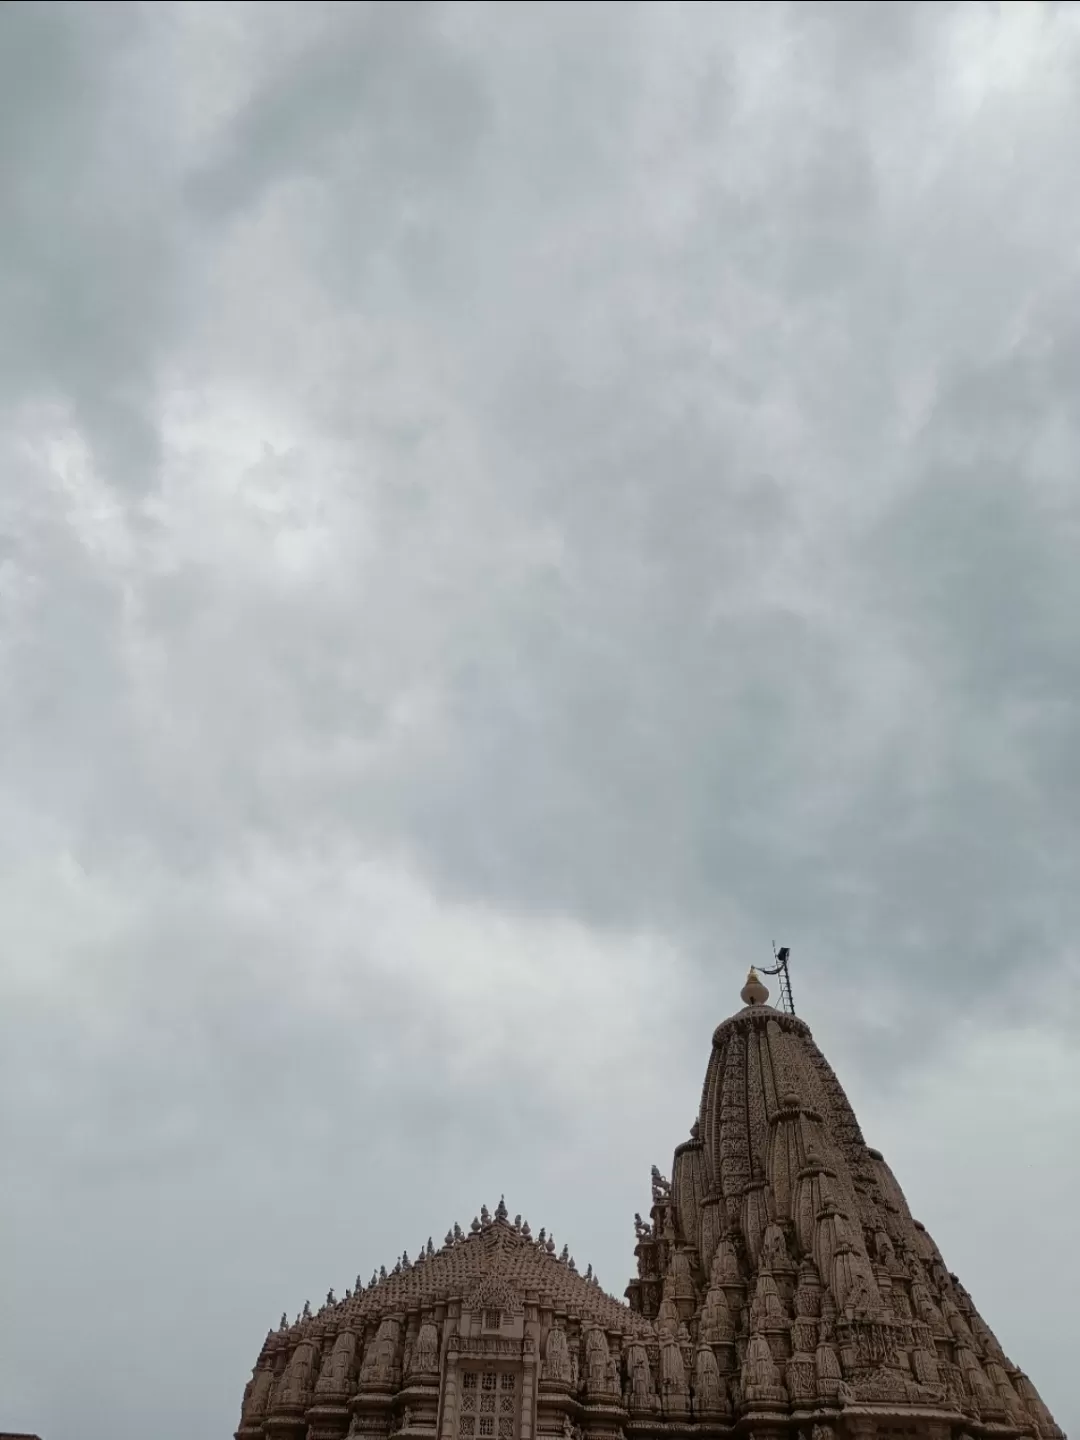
[370,1269,378,1287]
[302,1299,312,1319]
[402,1250,411,1269]
[740,966,769,1007]
[495,1195,509,1222]
[355,1274,364,1294]
[471,1216,482,1234]
[522,1220,532,1238]
[345,1288,352,1301]
[445,1229,454,1247]
[480,1203,492,1227]
[326,1288,335,1306]
[537,1226,547,1246]
[585,1263,593,1281]
[454,1221,464,1242]
[427,1237,435,1257]
[379,1265,387,1281]
[280,1312,288,1330]
[546,1235,556,1254]
[392,1259,402,1276]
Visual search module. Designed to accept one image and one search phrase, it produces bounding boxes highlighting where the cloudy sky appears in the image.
[2,1,1078,1435]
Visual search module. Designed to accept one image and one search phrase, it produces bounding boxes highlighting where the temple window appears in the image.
[462,1368,517,1440]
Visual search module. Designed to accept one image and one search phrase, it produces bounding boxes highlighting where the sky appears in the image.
[1,1,1078,1435]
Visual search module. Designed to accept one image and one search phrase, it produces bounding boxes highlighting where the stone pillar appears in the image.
[436,1348,462,1440]
[520,1336,538,1440]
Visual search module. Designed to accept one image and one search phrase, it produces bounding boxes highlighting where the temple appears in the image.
[235,969,1064,1440]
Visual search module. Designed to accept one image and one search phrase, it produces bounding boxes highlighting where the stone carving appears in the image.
[238,1368,273,1425]
[315,1328,358,1398]
[406,1319,439,1378]
[275,1339,318,1411]
[793,1261,822,1318]
[358,1317,402,1389]
[625,1340,655,1413]
[233,968,1065,1440]
[584,1325,612,1396]
[749,1272,787,1334]
[814,1330,843,1405]
[465,1271,524,1317]
[760,1222,792,1274]
[658,1328,689,1415]
[692,1343,727,1417]
[651,1165,672,1203]
[741,1332,785,1405]
[543,1324,573,1386]
[667,1245,695,1301]
[699,1281,735,1346]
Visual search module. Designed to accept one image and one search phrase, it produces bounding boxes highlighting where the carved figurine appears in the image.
[585,1327,610,1395]
[544,1325,573,1386]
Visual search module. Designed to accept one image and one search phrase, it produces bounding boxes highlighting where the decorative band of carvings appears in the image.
[449,1336,527,1358]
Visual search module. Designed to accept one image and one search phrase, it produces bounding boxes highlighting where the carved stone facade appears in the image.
[235,971,1065,1440]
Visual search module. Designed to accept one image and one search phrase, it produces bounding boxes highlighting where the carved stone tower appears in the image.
[235,970,1065,1440]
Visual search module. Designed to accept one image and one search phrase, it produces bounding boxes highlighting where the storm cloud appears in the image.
[1,3,1076,1436]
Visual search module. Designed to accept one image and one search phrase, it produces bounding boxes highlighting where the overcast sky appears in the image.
[1,2,1078,1436]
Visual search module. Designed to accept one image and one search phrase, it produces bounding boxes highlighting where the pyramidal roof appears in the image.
[265,1201,647,1346]
[236,967,1064,1438]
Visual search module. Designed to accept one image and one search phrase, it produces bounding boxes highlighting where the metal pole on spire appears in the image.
[761,944,794,1015]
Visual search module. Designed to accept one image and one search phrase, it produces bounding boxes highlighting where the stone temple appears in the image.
[235,969,1064,1440]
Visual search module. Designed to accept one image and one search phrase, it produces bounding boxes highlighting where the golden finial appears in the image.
[741,966,769,1007]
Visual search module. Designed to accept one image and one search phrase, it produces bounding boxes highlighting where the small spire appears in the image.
[585,1263,593,1281]
[559,1243,570,1263]
[279,1312,288,1330]
[355,1274,364,1294]
[522,1220,532,1239]
[741,966,769,1007]
[480,1203,492,1227]
[326,1288,335,1306]
[454,1221,465,1242]
[445,1229,455,1247]
[537,1226,547,1246]
[495,1195,509,1222]
[379,1265,387,1281]
[402,1250,411,1269]
[302,1300,312,1319]
[427,1237,435,1257]
[471,1216,482,1234]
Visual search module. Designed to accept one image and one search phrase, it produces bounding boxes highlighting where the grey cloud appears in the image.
[1,2,1078,1437]
[0,4,189,493]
